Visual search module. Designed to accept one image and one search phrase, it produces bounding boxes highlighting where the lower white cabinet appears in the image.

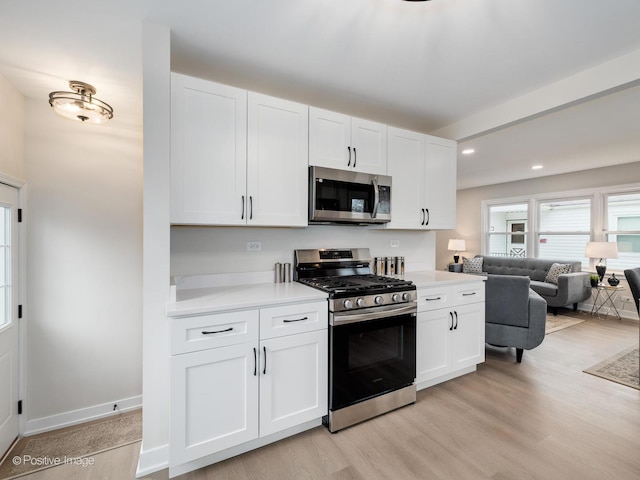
[170,301,328,468]
[416,282,485,388]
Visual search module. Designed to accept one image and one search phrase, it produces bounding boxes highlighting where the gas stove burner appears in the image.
[299,274,413,294]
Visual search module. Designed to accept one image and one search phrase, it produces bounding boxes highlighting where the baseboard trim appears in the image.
[23,395,142,436]
[136,442,169,478]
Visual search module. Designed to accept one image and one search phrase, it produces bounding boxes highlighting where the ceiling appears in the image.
[1,0,640,189]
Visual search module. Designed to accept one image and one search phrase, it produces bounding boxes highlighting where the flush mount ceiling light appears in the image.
[48,81,114,125]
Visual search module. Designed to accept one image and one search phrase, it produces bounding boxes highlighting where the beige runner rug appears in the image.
[584,346,640,390]
[0,409,141,479]
[545,314,585,334]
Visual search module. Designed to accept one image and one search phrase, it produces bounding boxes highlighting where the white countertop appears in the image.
[167,282,328,317]
[402,270,486,288]
[166,270,485,317]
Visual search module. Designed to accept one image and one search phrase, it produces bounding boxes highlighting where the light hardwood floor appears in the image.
[17,314,640,480]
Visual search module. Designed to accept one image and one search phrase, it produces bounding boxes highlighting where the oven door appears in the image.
[329,307,416,411]
[309,166,391,224]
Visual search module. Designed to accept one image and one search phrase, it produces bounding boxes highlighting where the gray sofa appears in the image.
[474,255,591,314]
[485,275,547,362]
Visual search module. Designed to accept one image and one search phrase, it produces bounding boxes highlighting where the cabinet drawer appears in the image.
[452,282,485,305]
[417,287,451,312]
[171,310,259,355]
[260,301,328,339]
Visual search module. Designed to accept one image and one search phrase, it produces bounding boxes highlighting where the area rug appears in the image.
[0,409,141,479]
[545,314,585,334]
[584,346,640,390]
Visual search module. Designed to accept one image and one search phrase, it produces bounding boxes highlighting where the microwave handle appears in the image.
[371,178,380,219]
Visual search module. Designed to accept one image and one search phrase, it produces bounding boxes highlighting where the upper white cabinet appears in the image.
[170,74,308,227]
[386,127,457,230]
[309,107,387,175]
[247,93,309,227]
[424,135,457,230]
[171,73,247,225]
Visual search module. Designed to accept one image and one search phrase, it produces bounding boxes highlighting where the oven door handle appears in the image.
[331,303,416,326]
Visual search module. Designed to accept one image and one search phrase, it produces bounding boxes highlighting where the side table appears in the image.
[590,285,624,319]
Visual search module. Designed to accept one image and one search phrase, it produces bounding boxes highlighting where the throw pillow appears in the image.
[462,256,483,274]
[544,263,572,284]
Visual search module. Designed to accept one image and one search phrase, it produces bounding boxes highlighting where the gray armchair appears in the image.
[485,274,547,363]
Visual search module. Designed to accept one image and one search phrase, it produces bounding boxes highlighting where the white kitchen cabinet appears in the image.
[309,107,387,175]
[170,341,259,466]
[170,301,327,470]
[247,93,308,226]
[259,329,328,437]
[170,73,247,225]
[424,135,457,230]
[416,282,485,389]
[386,127,457,230]
[170,74,308,226]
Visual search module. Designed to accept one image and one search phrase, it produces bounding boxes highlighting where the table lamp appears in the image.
[448,239,466,264]
[585,241,618,282]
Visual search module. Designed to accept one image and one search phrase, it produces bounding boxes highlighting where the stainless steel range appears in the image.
[295,248,417,433]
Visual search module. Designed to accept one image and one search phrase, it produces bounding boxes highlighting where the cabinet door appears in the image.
[416,309,452,383]
[259,330,328,437]
[386,127,426,229]
[247,93,308,226]
[351,117,387,175]
[424,136,457,230]
[171,73,247,225]
[170,343,258,466]
[451,303,485,371]
[309,107,351,170]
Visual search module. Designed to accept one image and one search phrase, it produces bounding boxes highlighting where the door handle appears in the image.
[371,178,380,219]
[253,347,257,376]
[263,346,267,375]
[201,327,233,335]
[347,146,351,167]
[425,208,430,226]
[421,208,425,225]
[283,316,308,323]
[353,147,357,168]
[241,195,245,220]
[249,196,253,220]
[449,311,454,331]
[454,311,459,329]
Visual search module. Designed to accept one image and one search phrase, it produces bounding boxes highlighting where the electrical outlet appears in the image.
[390,240,400,248]
[247,241,262,252]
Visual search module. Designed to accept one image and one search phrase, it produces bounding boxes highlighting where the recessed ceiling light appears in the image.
[461,149,475,155]
[531,165,543,170]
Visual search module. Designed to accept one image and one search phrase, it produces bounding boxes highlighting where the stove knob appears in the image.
[374,296,384,305]
[356,298,365,308]
[392,294,400,303]
[402,293,411,302]
[343,299,353,309]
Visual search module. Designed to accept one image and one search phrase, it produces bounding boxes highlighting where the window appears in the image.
[538,198,591,268]
[482,185,640,275]
[605,193,640,271]
[487,203,528,257]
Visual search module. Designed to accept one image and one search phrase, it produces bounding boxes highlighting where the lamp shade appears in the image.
[585,241,618,260]
[448,239,466,252]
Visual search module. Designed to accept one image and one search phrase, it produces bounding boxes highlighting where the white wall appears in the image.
[24,96,143,430]
[437,161,640,319]
[171,226,435,276]
[0,74,25,179]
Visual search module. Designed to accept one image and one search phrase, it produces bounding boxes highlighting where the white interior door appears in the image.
[0,183,19,456]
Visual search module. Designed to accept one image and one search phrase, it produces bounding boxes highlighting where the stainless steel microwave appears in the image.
[309,166,391,224]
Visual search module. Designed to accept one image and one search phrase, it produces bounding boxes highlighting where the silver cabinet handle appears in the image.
[201,327,233,335]
[283,316,308,323]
